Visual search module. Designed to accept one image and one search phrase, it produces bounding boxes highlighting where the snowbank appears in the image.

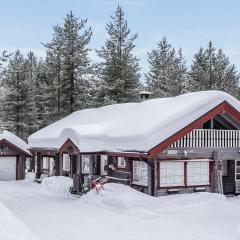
[28,90,240,153]
[41,176,73,195]
[0,201,37,240]
[81,183,228,217]
[0,181,240,240]
[23,172,36,183]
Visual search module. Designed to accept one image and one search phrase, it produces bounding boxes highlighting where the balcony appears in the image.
[169,129,240,148]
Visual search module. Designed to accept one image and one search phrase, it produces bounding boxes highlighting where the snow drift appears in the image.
[0,201,37,240]
[41,176,73,195]
[0,181,240,240]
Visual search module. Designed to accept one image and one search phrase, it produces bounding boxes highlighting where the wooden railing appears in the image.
[170,129,240,148]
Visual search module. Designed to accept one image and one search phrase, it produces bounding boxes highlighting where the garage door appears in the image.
[0,157,16,180]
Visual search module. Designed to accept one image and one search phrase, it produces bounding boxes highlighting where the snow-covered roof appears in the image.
[28,91,240,153]
[139,91,152,95]
[0,130,31,155]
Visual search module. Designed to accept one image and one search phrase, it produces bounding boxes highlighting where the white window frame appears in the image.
[82,155,90,174]
[187,161,209,186]
[42,157,49,170]
[236,160,240,181]
[160,161,184,187]
[132,161,148,186]
[63,154,71,172]
[117,157,126,168]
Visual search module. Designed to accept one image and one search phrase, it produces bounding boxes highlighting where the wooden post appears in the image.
[73,154,82,193]
[54,153,60,176]
[72,155,77,174]
[18,154,25,180]
[152,158,157,197]
[59,154,63,176]
[212,151,223,194]
[36,152,42,179]
[30,154,35,172]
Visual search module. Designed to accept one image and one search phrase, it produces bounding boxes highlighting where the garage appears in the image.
[0,130,31,181]
[0,156,16,180]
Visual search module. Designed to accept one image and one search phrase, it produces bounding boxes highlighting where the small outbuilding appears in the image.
[0,130,31,180]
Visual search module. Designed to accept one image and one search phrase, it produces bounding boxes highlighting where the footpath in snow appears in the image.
[0,176,240,240]
[0,200,37,240]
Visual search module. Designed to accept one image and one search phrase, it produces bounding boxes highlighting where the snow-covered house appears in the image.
[28,91,240,196]
[0,130,31,180]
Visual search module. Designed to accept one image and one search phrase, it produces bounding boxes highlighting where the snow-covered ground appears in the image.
[0,176,240,240]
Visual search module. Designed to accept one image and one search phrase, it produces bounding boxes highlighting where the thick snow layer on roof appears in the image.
[0,130,30,155]
[28,91,240,152]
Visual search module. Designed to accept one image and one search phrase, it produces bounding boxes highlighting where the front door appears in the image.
[222,160,235,195]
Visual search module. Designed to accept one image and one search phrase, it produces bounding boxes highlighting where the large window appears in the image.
[82,155,90,174]
[63,154,71,172]
[132,161,148,186]
[160,161,184,187]
[25,157,31,172]
[42,157,49,170]
[187,161,209,186]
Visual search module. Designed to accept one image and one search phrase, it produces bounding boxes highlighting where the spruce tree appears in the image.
[173,48,188,95]
[1,50,29,139]
[145,37,187,97]
[25,51,38,135]
[44,46,62,123]
[188,41,239,97]
[96,5,141,105]
[34,59,48,129]
[44,11,92,118]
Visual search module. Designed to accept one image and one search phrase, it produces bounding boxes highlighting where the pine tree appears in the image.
[173,48,188,95]
[25,51,38,135]
[34,59,48,129]
[145,37,187,97]
[44,11,92,119]
[96,5,141,105]
[44,47,62,123]
[1,50,29,139]
[188,41,239,97]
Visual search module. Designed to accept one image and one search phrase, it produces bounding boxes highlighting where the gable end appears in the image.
[148,101,240,157]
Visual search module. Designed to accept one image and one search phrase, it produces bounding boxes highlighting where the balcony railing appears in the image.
[170,129,240,148]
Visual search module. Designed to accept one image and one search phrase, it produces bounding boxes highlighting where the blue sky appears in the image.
[1,0,240,75]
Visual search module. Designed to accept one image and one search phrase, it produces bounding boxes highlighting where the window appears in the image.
[160,161,184,187]
[63,154,71,172]
[42,157,49,170]
[117,157,126,168]
[82,155,90,174]
[187,161,209,186]
[235,160,240,180]
[100,155,108,175]
[25,157,30,171]
[132,161,148,186]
